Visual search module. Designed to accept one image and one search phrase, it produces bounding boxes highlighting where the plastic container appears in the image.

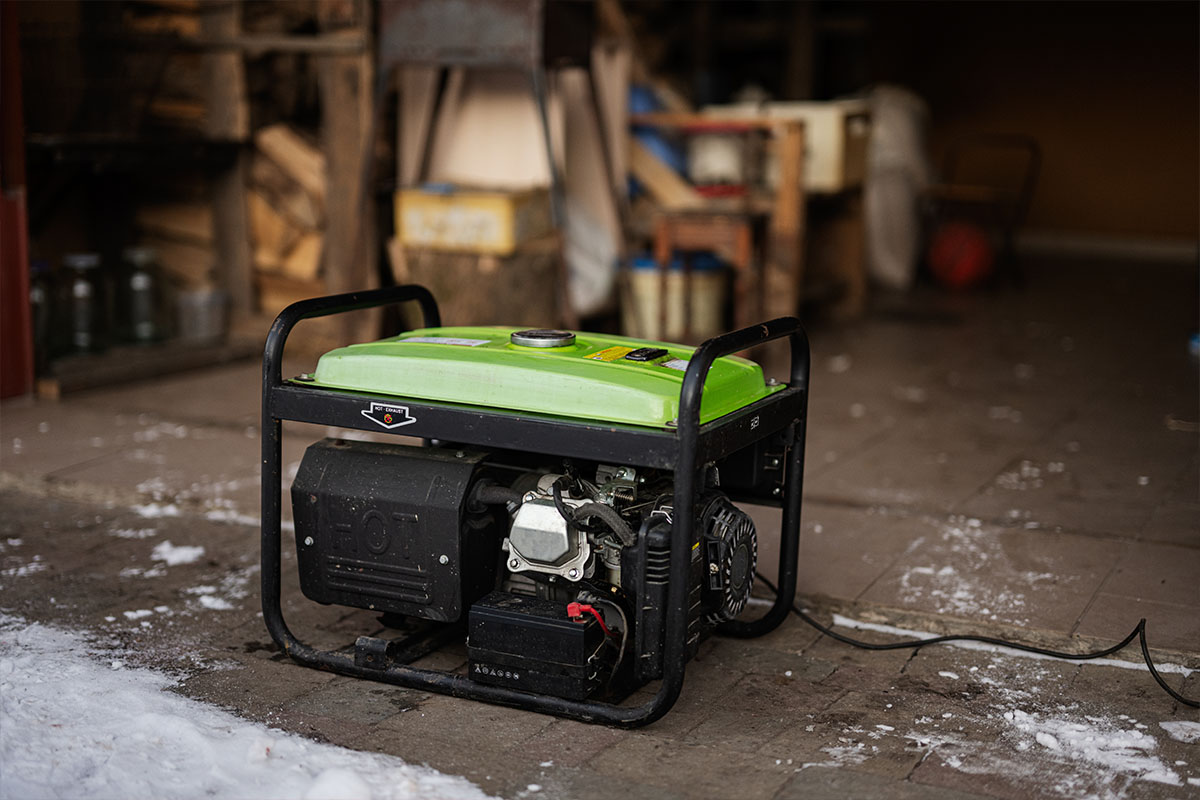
[623,253,727,342]
[175,286,228,345]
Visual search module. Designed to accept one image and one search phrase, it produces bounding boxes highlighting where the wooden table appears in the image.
[641,118,805,367]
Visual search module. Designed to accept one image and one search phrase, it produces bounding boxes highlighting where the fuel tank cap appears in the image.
[510,329,576,348]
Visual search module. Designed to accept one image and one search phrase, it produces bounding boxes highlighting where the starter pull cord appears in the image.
[754,572,1199,709]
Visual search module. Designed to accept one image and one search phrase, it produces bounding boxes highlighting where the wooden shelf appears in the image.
[36,338,261,399]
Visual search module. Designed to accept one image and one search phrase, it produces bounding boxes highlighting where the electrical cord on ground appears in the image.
[754,571,1198,709]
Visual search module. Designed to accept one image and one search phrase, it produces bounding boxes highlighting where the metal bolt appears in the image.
[768,458,781,468]
[508,558,520,569]
[766,377,779,386]
[438,554,449,565]
[303,536,314,546]
[772,487,783,497]
[567,568,580,579]
[455,450,465,458]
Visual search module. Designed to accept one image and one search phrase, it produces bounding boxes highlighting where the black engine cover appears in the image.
[291,439,500,622]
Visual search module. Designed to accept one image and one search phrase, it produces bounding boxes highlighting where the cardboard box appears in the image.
[396,186,553,256]
[704,99,871,194]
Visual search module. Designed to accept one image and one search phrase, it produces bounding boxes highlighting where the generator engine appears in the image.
[291,439,758,701]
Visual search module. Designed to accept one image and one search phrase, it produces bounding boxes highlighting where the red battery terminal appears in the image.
[566,602,613,636]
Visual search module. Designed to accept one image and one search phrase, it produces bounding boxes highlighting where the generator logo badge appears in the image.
[361,402,417,430]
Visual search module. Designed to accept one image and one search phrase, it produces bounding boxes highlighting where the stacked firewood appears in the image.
[248,124,327,312]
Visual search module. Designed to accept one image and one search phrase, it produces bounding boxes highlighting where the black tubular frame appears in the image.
[261,284,809,727]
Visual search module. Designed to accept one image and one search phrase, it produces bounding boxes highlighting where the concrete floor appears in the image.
[2,258,1198,799]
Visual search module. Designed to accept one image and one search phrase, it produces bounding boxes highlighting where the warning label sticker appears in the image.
[361,402,417,430]
[400,336,489,346]
[587,346,634,362]
[662,358,690,371]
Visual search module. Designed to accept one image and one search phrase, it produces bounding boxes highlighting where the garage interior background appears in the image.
[1,0,1197,396]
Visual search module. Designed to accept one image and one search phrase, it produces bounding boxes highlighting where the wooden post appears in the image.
[732,217,755,330]
[318,0,376,345]
[202,2,253,324]
[653,215,672,340]
[763,120,805,370]
[397,66,440,187]
[829,191,867,321]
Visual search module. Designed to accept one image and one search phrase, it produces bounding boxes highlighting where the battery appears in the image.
[467,591,610,701]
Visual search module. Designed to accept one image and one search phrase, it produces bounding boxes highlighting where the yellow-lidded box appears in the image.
[395,186,552,256]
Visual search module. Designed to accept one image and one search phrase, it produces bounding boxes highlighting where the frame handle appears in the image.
[677,316,809,436]
[672,317,810,642]
[262,284,440,388]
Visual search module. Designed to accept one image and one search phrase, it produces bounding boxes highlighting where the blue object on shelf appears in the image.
[629,84,687,180]
[630,252,726,273]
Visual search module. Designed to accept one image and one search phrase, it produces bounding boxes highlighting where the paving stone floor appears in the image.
[1,258,1197,799]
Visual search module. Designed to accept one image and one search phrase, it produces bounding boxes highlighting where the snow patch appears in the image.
[302,768,372,800]
[182,567,257,613]
[119,565,167,579]
[132,422,190,443]
[150,541,205,566]
[894,517,1063,623]
[997,460,1044,491]
[134,502,181,519]
[111,527,157,539]
[0,615,494,800]
[1004,709,1181,786]
[1,555,47,577]
[204,508,262,527]
[800,743,870,770]
[1159,721,1200,744]
[1035,731,1060,750]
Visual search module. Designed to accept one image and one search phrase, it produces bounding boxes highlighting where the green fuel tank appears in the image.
[309,327,780,428]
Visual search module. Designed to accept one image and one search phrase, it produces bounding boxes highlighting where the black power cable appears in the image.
[754,571,1199,709]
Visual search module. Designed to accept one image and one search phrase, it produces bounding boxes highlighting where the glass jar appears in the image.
[29,259,52,373]
[62,252,105,354]
[120,246,164,344]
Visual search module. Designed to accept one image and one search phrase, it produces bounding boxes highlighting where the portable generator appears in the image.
[261,285,809,727]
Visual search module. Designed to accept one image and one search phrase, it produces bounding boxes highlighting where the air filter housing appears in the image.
[290,438,502,623]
